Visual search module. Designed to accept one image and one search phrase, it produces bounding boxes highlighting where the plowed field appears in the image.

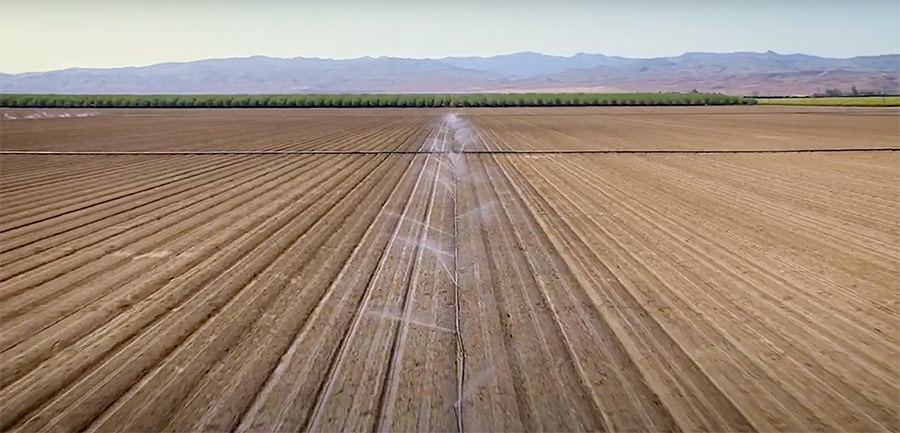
[1,107,898,432]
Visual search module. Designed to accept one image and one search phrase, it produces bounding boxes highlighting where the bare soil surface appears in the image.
[0,108,434,152]
[466,106,900,151]
[1,107,897,432]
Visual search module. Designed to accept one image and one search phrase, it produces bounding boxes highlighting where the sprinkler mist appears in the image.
[443,111,496,433]
[440,112,504,433]
[391,112,496,433]
[446,113,467,433]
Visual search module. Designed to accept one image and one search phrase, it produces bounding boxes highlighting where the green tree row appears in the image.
[0,92,754,108]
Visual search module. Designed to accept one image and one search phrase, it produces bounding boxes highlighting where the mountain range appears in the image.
[1,51,898,96]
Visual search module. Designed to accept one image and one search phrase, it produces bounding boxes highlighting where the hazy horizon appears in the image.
[1,0,899,74]
[5,49,900,75]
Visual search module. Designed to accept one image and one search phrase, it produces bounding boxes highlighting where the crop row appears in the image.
[0,92,753,108]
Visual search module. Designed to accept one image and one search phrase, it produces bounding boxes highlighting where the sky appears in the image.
[1,0,899,73]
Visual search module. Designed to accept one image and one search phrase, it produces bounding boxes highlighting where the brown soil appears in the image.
[466,106,900,151]
[1,107,897,432]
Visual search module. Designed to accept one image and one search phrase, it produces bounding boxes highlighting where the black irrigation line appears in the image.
[0,150,425,155]
[1,147,898,156]
[466,147,900,154]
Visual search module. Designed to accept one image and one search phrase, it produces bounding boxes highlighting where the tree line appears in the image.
[0,92,753,108]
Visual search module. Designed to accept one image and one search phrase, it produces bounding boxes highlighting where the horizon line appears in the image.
[4,50,898,75]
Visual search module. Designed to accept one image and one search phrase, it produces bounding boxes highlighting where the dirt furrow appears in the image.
[235,155,430,432]
[2,107,896,433]
[512,153,897,431]
[506,155,830,431]
[164,154,422,432]
[0,155,315,293]
[0,156,244,233]
[377,136,459,433]
[303,153,441,432]
[0,155,313,284]
[0,155,383,431]
[581,156,899,356]
[0,156,331,356]
[81,154,404,432]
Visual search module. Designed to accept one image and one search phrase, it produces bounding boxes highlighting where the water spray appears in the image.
[444,112,468,433]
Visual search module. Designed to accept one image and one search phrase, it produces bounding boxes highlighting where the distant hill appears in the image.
[1,51,897,96]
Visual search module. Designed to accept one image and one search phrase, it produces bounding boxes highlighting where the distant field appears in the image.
[756,96,900,106]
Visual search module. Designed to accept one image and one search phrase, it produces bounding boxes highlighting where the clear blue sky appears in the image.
[1,0,898,73]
